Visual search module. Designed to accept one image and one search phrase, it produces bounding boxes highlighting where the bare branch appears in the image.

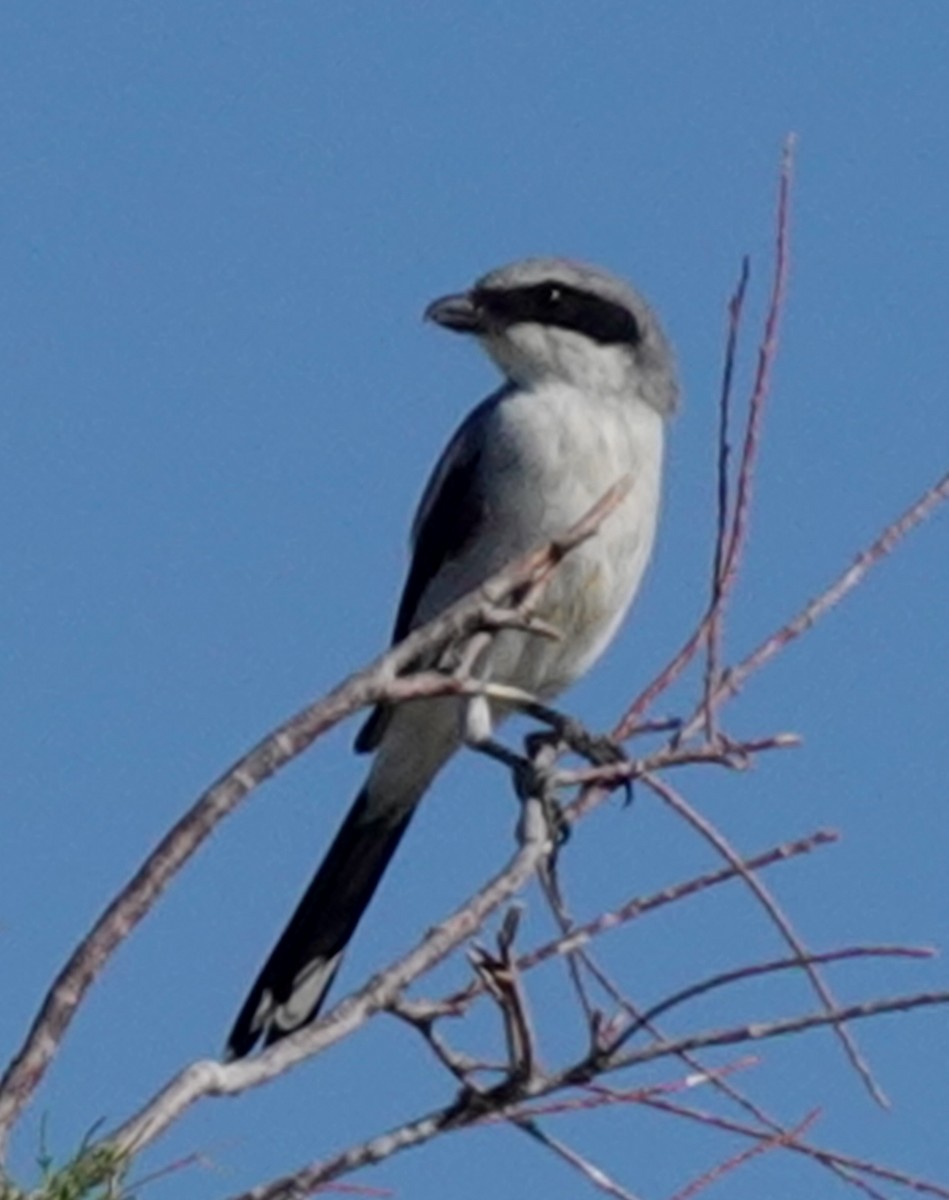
[514,1120,646,1200]
[642,1095,949,1200]
[612,944,933,1053]
[667,1110,818,1200]
[105,792,555,1156]
[603,989,949,1077]
[619,138,795,737]
[0,480,633,1156]
[701,254,750,741]
[469,909,540,1085]
[640,772,887,1106]
[686,465,949,736]
[440,829,837,1012]
[216,989,949,1200]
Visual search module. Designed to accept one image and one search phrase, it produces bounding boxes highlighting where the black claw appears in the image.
[559,723,632,804]
[544,794,570,847]
[523,728,558,763]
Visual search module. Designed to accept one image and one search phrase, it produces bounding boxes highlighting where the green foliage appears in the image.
[1,1138,129,1200]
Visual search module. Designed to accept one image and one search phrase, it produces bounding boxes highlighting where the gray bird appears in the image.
[226,257,678,1058]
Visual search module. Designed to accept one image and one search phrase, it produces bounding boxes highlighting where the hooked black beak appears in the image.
[424,290,485,334]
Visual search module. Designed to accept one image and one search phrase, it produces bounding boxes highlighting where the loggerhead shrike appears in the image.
[226,257,678,1058]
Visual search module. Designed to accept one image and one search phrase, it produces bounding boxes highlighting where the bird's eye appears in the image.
[541,285,563,307]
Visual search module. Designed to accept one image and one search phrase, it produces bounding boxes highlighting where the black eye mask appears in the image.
[474,281,642,347]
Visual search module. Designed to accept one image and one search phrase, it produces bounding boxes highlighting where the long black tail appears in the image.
[226,786,415,1059]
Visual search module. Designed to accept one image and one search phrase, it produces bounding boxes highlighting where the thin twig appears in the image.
[541,955,878,1200]
[555,731,800,794]
[601,989,949,1078]
[642,1094,949,1200]
[703,140,794,742]
[678,466,949,744]
[551,951,887,1199]
[217,989,949,1200]
[640,772,887,1106]
[702,255,750,739]
[721,138,795,585]
[667,1110,818,1200]
[613,944,932,1053]
[537,864,602,1033]
[619,139,795,736]
[515,1119,645,1200]
[470,910,539,1084]
[439,830,836,1010]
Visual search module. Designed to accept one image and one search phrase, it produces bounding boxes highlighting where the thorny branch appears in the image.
[3,136,949,1200]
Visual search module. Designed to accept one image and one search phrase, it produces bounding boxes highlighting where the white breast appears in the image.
[484,380,664,699]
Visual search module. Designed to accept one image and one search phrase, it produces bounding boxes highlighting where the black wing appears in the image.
[354,393,503,753]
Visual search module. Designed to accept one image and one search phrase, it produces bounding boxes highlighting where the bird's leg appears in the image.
[461,706,567,852]
[526,716,627,768]
[514,728,568,850]
[524,710,632,804]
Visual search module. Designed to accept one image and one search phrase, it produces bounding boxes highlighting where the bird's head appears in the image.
[425,257,678,415]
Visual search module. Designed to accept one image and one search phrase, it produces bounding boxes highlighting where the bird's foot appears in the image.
[525,719,632,804]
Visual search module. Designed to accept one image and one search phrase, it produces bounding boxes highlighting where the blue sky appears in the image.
[2,4,948,1198]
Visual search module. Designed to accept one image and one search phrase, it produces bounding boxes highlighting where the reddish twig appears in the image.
[640,772,887,1106]
[701,255,751,740]
[619,138,795,737]
[558,976,880,1198]
[642,1094,949,1200]
[513,1062,758,1120]
[213,989,949,1200]
[720,138,795,586]
[679,466,949,742]
[658,464,949,764]
[667,1110,819,1200]
[470,910,539,1084]
[439,830,836,1011]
